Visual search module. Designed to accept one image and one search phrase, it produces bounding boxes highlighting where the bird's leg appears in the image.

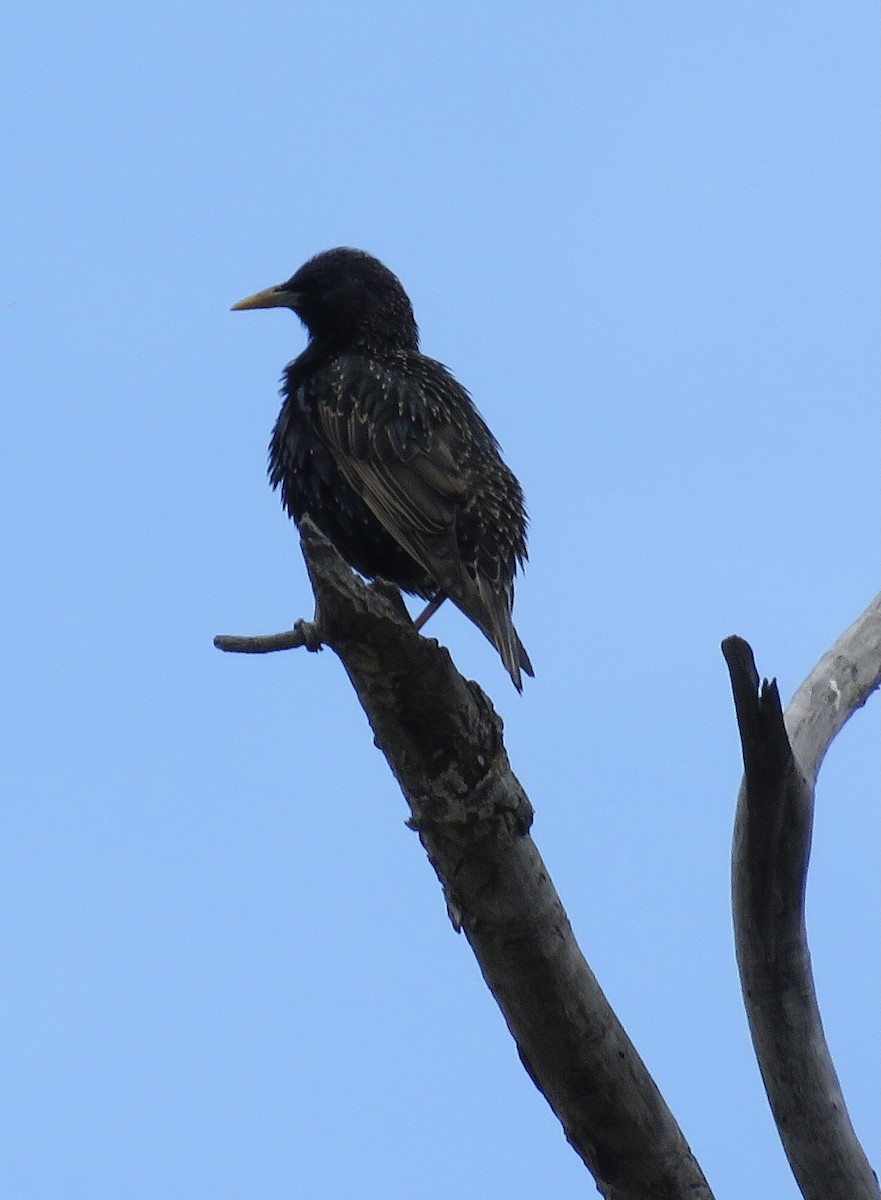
[413,594,447,630]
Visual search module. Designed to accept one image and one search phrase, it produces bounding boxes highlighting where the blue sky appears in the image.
[3,4,878,1197]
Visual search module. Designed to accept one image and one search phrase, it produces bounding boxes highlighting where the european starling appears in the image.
[231,247,533,690]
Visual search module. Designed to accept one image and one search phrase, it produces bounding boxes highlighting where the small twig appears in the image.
[213,621,321,654]
[214,563,413,658]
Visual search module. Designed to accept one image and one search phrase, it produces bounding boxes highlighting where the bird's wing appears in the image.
[312,357,471,597]
[311,355,532,689]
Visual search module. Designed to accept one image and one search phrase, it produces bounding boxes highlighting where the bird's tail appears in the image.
[496,615,534,693]
[466,581,534,692]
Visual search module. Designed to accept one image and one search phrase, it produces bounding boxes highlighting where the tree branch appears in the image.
[723,593,881,1200]
[214,626,310,653]
[215,519,714,1199]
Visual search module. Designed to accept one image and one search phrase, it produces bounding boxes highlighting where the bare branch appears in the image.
[723,593,881,1200]
[232,519,714,1200]
[214,626,312,653]
[786,593,881,784]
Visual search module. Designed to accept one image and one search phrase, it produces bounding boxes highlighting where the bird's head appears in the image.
[231,247,419,352]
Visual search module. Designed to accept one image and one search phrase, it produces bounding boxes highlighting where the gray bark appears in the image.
[216,522,880,1199]
[723,592,881,1200]
[218,518,713,1200]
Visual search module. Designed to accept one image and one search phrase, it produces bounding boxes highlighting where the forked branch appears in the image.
[723,593,881,1200]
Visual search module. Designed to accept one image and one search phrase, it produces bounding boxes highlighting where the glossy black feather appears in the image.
[239,248,532,689]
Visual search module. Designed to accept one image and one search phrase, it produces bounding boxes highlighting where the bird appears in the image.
[231,247,533,690]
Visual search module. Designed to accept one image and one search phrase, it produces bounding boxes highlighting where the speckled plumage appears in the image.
[232,248,533,690]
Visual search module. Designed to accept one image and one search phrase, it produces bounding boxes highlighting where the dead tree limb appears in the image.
[723,592,881,1200]
[215,627,308,653]
[217,518,714,1200]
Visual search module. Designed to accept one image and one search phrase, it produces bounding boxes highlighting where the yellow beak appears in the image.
[230,284,299,312]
